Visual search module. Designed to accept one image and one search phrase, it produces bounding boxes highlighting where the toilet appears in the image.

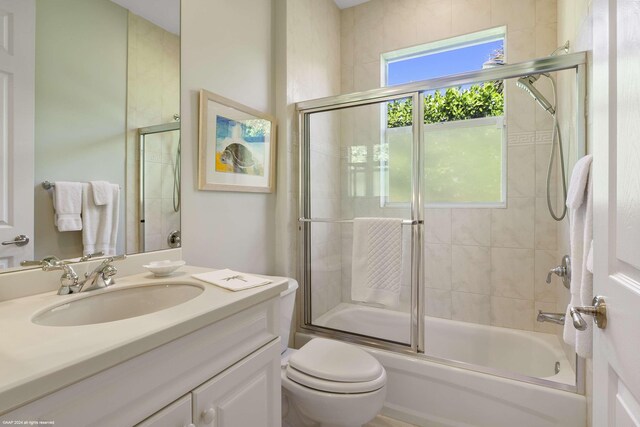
[280,280,387,427]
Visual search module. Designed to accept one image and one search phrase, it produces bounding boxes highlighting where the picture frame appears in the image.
[198,90,276,193]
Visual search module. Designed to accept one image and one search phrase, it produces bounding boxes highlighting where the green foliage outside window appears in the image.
[386,81,504,127]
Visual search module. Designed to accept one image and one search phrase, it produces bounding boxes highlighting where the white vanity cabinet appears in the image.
[1,297,282,427]
[136,395,193,427]
[191,340,280,427]
[137,340,280,427]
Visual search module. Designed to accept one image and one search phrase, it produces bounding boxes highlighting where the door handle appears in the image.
[570,295,607,330]
[1,235,30,247]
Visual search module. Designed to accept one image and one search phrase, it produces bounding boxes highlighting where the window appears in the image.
[381,28,506,207]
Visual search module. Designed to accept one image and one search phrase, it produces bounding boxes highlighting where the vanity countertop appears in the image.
[0,266,288,415]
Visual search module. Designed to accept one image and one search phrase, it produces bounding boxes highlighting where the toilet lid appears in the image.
[288,338,384,383]
[286,364,386,393]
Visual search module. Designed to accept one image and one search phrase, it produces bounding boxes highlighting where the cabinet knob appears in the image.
[202,407,216,425]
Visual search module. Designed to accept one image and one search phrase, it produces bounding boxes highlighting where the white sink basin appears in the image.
[32,283,205,327]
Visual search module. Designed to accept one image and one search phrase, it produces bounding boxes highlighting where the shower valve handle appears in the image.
[546,255,571,289]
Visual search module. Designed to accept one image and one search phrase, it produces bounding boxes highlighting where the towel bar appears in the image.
[42,181,121,190]
[298,218,421,225]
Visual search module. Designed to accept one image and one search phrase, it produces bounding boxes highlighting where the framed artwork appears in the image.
[198,90,276,193]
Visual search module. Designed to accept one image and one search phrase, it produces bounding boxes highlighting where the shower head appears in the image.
[516,75,555,115]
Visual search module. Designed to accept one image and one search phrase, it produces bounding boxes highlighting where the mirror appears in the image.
[19,0,180,270]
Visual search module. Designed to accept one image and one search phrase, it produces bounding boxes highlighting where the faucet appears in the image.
[536,310,566,325]
[43,254,126,295]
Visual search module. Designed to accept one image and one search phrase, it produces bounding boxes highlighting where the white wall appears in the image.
[180,0,276,274]
[34,0,127,259]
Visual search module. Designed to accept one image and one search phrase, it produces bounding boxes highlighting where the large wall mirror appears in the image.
[0,0,180,271]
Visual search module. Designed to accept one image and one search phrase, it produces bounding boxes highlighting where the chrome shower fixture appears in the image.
[516,74,556,115]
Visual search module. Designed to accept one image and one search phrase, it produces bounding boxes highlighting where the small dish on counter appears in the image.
[143,260,186,277]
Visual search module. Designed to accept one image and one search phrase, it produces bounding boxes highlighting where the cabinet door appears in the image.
[136,394,193,427]
[192,340,281,427]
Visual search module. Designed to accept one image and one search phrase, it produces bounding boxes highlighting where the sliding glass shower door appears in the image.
[301,96,422,348]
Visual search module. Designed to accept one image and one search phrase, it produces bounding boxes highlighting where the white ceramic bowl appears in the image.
[142,260,186,277]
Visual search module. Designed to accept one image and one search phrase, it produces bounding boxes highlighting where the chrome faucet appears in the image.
[43,254,126,295]
[79,255,125,292]
[536,310,566,325]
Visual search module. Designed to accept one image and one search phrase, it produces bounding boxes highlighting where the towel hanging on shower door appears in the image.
[351,217,403,307]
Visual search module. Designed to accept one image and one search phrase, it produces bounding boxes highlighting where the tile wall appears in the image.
[286,0,343,320]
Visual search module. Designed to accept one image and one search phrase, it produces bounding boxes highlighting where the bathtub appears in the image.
[297,303,586,427]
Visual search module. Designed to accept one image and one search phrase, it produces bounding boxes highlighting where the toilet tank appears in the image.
[280,279,299,354]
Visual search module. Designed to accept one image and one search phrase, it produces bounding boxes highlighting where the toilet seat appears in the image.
[285,338,386,394]
[286,365,386,393]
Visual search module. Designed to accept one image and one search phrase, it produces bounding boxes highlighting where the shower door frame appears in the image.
[138,122,181,252]
[297,52,587,393]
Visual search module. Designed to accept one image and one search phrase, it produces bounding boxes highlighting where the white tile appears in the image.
[452,291,491,325]
[416,0,452,43]
[535,0,557,24]
[425,288,452,319]
[451,209,491,246]
[535,196,558,249]
[491,0,535,30]
[491,247,534,299]
[491,197,535,248]
[451,0,491,34]
[491,296,534,330]
[354,17,383,65]
[383,0,419,52]
[535,249,559,302]
[425,244,452,290]
[535,22,558,57]
[535,143,557,198]
[425,208,451,244]
[354,61,381,92]
[508,145,536,197]
[452,245,491,294]
[506,28,536,63]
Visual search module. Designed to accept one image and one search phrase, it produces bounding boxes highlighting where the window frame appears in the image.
[379,27,507,209]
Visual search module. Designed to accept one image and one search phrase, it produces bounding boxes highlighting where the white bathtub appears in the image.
[297,303,586,427]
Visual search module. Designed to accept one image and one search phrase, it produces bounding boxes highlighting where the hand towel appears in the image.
[52,181,83,231]
[192,269,272,291]
[82,183,120,256]
[351,217,403,307]
[563,154,593,358]
[90,181,113,206]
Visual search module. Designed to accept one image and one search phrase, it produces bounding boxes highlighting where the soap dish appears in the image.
[143,260,186,277]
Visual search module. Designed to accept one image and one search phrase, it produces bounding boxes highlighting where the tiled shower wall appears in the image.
[288,0,344,321]
[125,13,180,253]
[333,0,568,333]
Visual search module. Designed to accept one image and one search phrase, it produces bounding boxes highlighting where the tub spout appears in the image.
[537,311,566,325]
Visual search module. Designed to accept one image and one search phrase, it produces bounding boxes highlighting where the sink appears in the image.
[32,283,204,327]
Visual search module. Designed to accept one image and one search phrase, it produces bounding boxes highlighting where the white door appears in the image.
[0,0,34,269]
[592,0,640,425]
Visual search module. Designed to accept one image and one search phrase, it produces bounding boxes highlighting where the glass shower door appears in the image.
[301,96,421,348]
[139,123,181,252]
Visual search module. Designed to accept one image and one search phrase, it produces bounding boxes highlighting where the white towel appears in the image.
[351,218,403,307]
[52,182,83,231]
[81,183,120,256]
[192,269,271,291]
[90,181,113,206]
[563,154,593,358]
